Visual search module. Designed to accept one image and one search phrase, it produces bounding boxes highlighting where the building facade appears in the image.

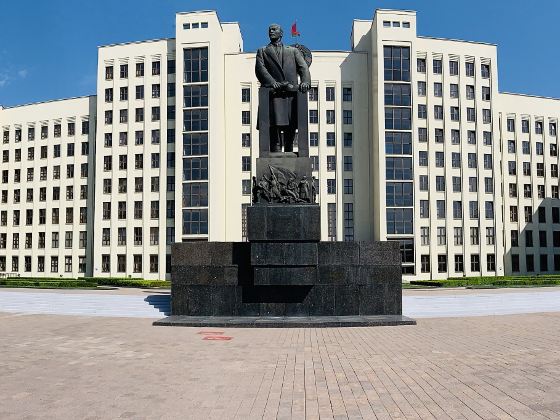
[1,9,560,280]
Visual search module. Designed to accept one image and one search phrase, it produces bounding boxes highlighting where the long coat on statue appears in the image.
[255,43,311,128]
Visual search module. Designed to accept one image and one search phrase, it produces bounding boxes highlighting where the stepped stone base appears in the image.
[153,315,416,328]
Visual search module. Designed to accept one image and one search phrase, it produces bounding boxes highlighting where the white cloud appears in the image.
[17,69,28,79]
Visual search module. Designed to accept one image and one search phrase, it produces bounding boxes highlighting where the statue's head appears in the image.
[268,24,283,42]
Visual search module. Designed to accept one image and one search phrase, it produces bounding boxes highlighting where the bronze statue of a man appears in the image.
[255,24,311,153]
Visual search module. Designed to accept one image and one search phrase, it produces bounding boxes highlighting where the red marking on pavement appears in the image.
[202,336,233,341]
[197,330,225,335]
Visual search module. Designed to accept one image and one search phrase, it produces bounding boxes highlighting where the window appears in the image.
[309,110,318,124]
[471,254,480,272]
[150,227,159,245]
[420,255,430,273]
[182,183,208,207]
[453,201,462,219]
[241,111,250,125]
[152,61,160,76]
[435,129,444,143]
[327,156,336,171]
[482,86,491,101]
[435,153,444,168]
[385,83,411,106]
[467,108,475,122]
[454,227,463,245]
[418,104,427,119]
[451,153,460,169]
[450,106,459,121]
[452,176,461,191]
[326,86,335,101]
[436,200,446,219]
[386,208,413,234]
[184,47,208,83]
[309,132,318,147]
[468,153,477,168]
[242,156,251,172]
[327,179,336,194]
[433,59,442,74]
[417,58,426,73]
[383,46,410,81]
[308,87,318,101]
[417,81,426,96]
[469,201,479,219]
[438,255,447,273]
[419,200,429,218]
[418,128,427,142]
[420,227,429,245]
[120,64,128,79]
[326,132,335,147]
[418,151,428,166]
[242,179,251,195]
[470,227,479,245]
[419,175,428,191]
[385,157,412,179]
[182,209,208,234]
[343,87,352,101]
[434,105,443,120]
[344,179,353,194]
[450,84,459,98]
[434,82,442,97]
[105,66,113,80]
[526,255,535,272]
[535,121,543,134]
[326,110,335,124]
[343,156,353,171]
[483,154,492,170]
[465,62,474,77]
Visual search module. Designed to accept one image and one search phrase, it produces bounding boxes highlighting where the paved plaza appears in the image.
[1,288,560,419]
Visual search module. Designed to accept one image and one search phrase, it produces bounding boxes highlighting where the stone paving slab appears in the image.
[0,311,559,419]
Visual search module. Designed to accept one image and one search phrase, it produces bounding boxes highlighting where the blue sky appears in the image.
[1,0,558,107]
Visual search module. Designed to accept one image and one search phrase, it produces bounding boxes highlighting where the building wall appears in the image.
[1,8,560,281]
[0,97,96,277]
[94,38,175,279]
[498,93,560,275]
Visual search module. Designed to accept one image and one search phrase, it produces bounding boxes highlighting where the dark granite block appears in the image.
[359,241,402,266]
[358,284,384,315]
[251,242,318,266]
[285,301,310,316]
[318,242,360,265]
[254,267,317,285]
[171,242,251,266]
[307,285,335,316]
[171,285,213,316]
[358,265,403,286]
[334,285,360,316]
[247,204,320,242]
[172,266,239,286]
[259,303,286,316]
[255,156,312,181]
[317,265,359,284]
[211,286,241,316]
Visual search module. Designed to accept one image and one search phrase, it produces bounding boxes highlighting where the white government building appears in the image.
[1,9,560,281]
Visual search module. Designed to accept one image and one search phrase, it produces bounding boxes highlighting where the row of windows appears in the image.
[104,129,174,147]
[511,254,560,273]
[0,185,88,204]
[101,253,162,273]
[418,175,494,193]
[506,161,558,178]
[0,164,88,184]
[417,82,491,100]
[2,121,89,142]
[419,200,494,220]
[417,58,490,78]
[103,154,169,171]
[419,226,495,246]
[417,128,493,145]
[510,229,560,248]
[506,118,556,136]
[0,255,86,273]
[0,231,87,249]
[103,176,175,194]
[101,226,170,246]
[104,106,172,124]
[0,207,88,226]
[507,140,557,156]
[417,105,492,123]
[1,143,89,162]
[509,205,560,223]
[105,60,175,80]
[243,86,355,104]
[104,83,176,102]
[418,151,495,169]
[420,254,495,274]
[101,200,174,220]
[308,109,353,125]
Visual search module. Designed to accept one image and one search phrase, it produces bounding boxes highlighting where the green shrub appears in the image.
[92,277,170,288]
[410,275,560,288]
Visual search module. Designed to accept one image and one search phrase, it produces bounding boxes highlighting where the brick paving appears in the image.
[1,311,559,419]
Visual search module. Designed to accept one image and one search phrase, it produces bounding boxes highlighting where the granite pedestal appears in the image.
[154,203,412,326]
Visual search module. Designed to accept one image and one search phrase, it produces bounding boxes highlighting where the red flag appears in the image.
[291,21,300,37]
